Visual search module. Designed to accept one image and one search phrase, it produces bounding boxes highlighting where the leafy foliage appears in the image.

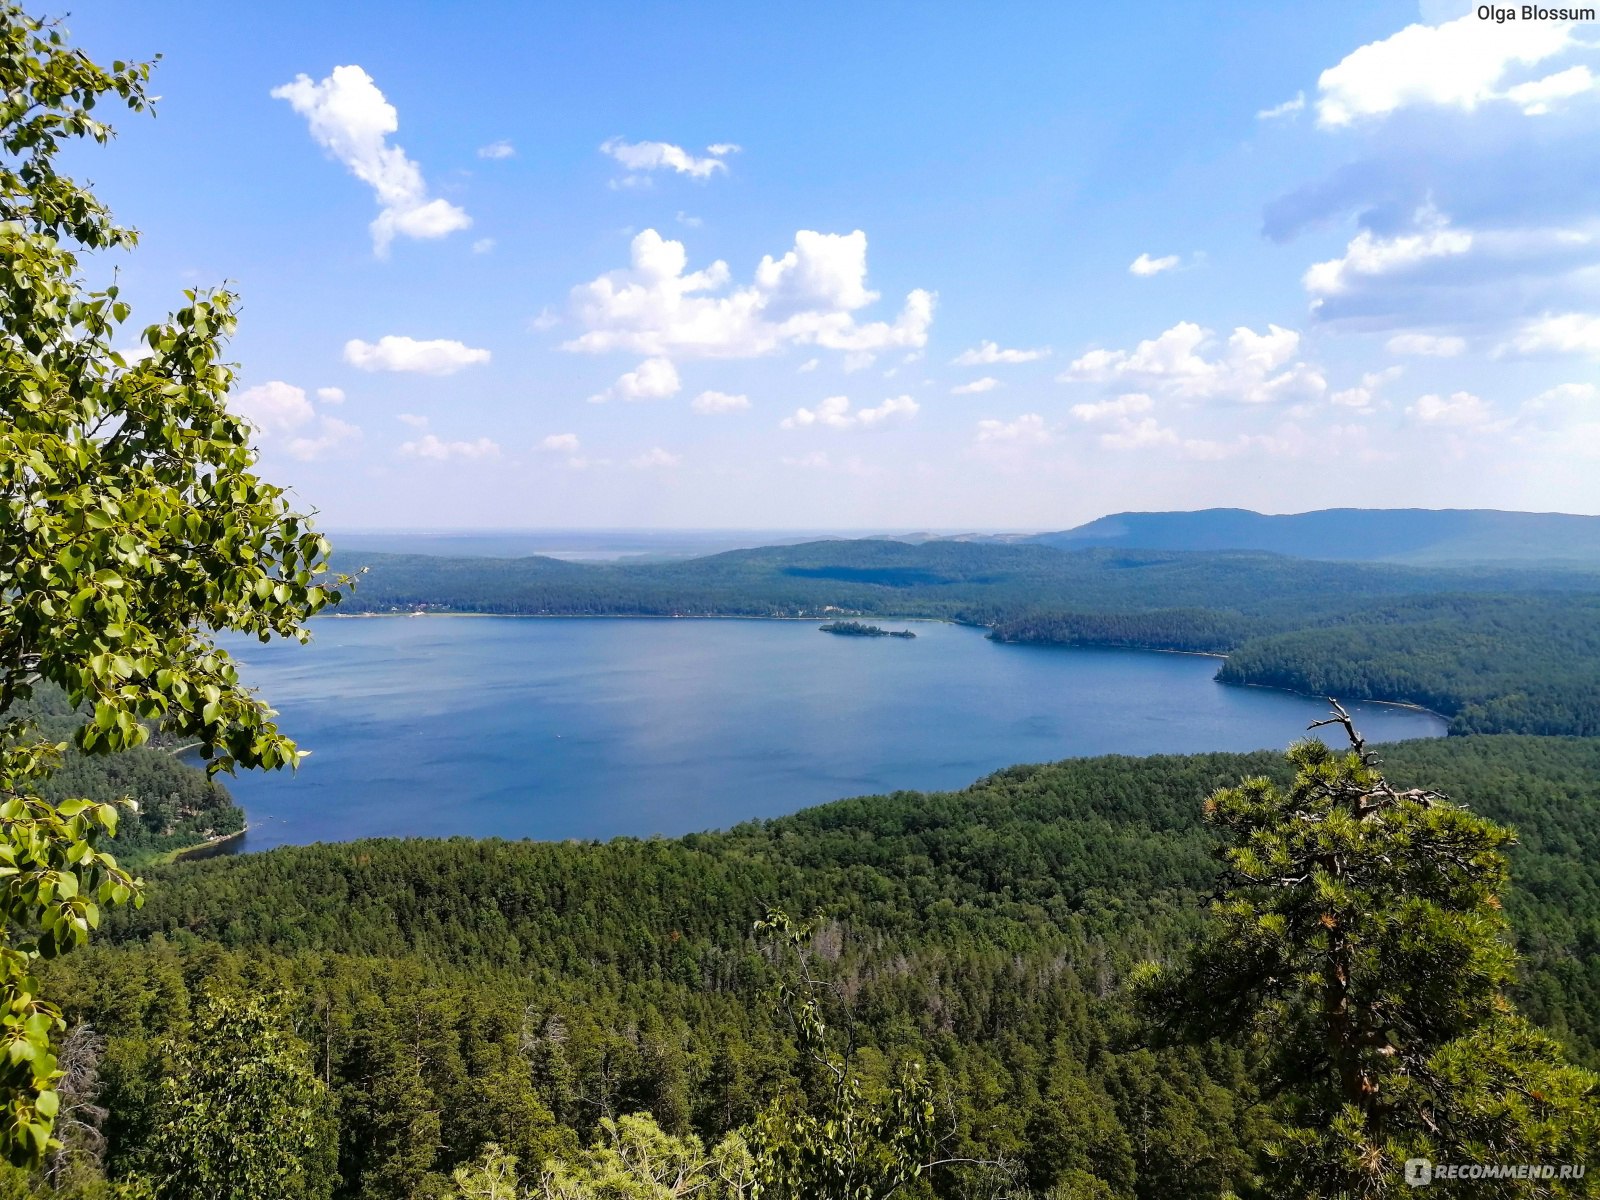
[145,994,333,1200]
[0,2,337,1164]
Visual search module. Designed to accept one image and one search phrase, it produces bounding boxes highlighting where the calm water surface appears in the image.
[219,617,1445,850]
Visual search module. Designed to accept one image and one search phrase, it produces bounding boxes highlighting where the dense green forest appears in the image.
[331,540,1600,737]
[331,541,1600,622]
[25,736,1600,1197]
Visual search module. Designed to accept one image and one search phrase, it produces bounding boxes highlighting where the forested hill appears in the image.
[332,539,1596,621]
[1023,507,1600,564]
[51,736,1600,1197]
[328,539,1600,737]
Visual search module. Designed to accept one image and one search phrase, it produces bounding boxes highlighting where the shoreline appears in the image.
[165,827,247,864]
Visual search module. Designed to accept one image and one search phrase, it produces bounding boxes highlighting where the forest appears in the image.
[12,735,1597,1197]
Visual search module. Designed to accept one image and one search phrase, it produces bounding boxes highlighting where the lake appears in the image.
[218,616,1446,850]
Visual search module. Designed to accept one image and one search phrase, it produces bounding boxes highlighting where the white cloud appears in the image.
[396,413,430,429]
[780,394,918,430]
[951,340,1051,365]
[472,237,496,254]
[539,433,581,452]
[706,142,742,157]
[601,138,737,185]
[975,414,1051,443]
[797,358,820,373]
[691,390,750,414]
[287,415,361,461]
[1303,208,1473,297]
[1329,366,1404,412]
[1407,390,1495,426]
[1099,417,1180,450]
[676,211,704,228]
[951,377,1001,394]
[477,140,515,159]
[344,335,491,375]
[272,66,471,257]
[235,381,314,433]
[589,356,680,403]
[1521,381,1599,421]
[233,381,360,460]
[1070,393,1154,422]
[1315,14,1587,127]
[1386,332,1467,356]
[316,386,346,404]
[564,228,933,360]
[630,446,681,468]
[399,434,501,460]
[1061,321,1326,405]
[1501,312,1600,356]
[1258,92,1306,120]
[1504,65,1597,114]
[1129,252,1180,276]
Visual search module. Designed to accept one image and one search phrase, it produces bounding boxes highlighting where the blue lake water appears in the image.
[218,616,1446,851]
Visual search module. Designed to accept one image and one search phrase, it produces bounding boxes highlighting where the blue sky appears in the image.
[61,0,1600,529]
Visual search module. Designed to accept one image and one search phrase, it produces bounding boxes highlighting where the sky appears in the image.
[57,0,1600,529]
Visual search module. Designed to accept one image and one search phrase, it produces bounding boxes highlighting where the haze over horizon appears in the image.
[64,0,1600,527]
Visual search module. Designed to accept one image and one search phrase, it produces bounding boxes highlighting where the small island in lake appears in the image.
[819,620,916,639]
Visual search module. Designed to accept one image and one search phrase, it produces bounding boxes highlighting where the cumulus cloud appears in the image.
[399,434,501,460]
[1129,252,1180,276]
[316,386,346,404]
[588,356,680,403]
[1500,312,1600,356]
[287,416,361,461]
[1070,393,1154,422]
[1298,203,1600,329]
[951,340,1050,365]
[1387,332,1467,356]
[951,377,1001,394]
[601,138,737,186]
[396,413,430,429]
[477,140,515,159]
[1303,207,1474,297]
[233,381,361,461]
[540,433,580,452]
[630,446,681,468]
[272,66,471,256]
[344,335,491,375]
[780,394,919,430]
[235,381,315,433]
[691,390,750,414]
[1407,390,1496,426]
[1258,92,1306,120]
[1060,321,1326,405]
[1098,417,1180,450]
[1315,14,1589,128]
[975,414,1051,443]
[564,228,933,360]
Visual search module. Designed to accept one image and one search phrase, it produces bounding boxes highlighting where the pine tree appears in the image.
[1141,704,1600,1196]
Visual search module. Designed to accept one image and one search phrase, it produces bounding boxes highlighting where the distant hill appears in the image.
[1023,508,1600,564]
